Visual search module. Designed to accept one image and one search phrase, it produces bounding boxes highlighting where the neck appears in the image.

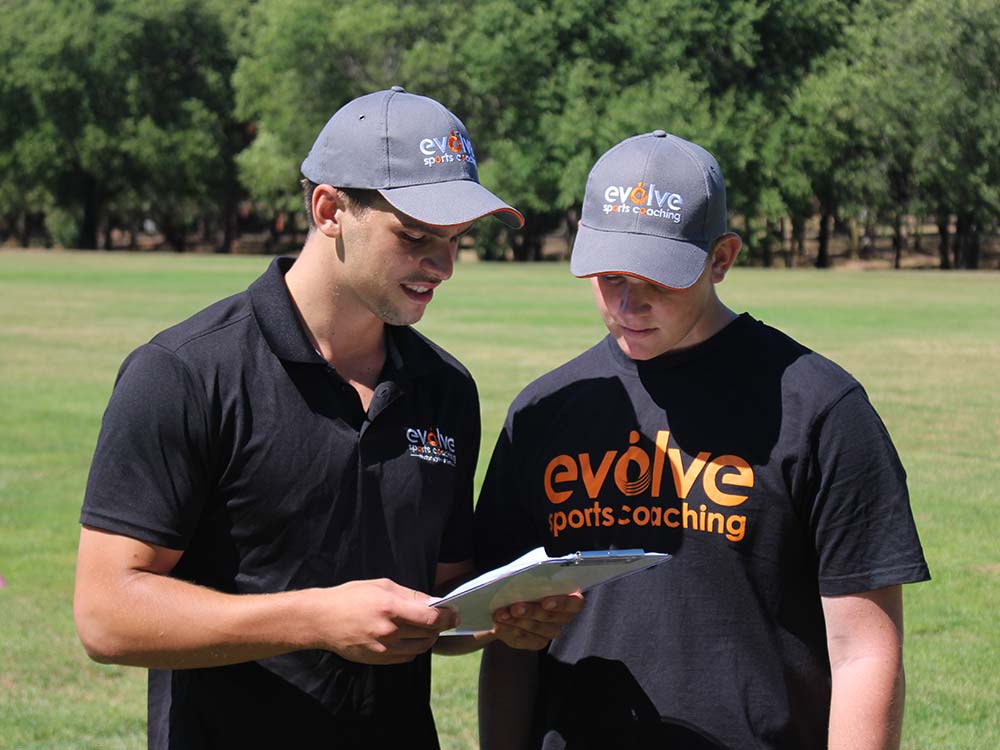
[285,237,386,386]
[699,299,739,342]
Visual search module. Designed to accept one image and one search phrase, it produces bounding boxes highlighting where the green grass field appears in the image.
[1,250,997,748]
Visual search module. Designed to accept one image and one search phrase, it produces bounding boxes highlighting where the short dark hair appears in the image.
[301,179,378,228]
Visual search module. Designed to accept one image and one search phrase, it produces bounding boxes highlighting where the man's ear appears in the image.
[709,233,742,283]
[311,184,347,238]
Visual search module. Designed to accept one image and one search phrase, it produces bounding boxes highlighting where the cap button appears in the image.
[652,129,667,138]
[390,85,406,93]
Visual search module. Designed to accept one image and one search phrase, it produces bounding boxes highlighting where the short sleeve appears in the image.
[808,387,930,596]
[80,344,213,550]
[436,379,480,563]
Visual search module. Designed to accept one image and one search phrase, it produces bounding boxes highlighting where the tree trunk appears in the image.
[18,211,32,247]
[792,215,806,268]
[847,218,861,260]
[892,213,904,269]
[514,214,544,263]
[78,179,101,250]
[953,213,980,269]
[936,211,951,269]
[220,199,237,254]
[760,219,776,268]
[162,215,188,252]
[953,213,965,269]
[862,217,876,260]
[743,216,756,265]
[816,206,833,269]
[564,209,580,250]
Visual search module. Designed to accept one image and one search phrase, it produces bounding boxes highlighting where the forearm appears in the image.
[74,527,455,669]
[828,656,905,750]
[75,569,320,669]
[479,641,539,750]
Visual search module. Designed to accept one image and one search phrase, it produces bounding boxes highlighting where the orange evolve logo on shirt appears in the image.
[542,430,751,543]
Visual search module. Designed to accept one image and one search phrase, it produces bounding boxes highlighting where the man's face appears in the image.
[336,195,473,326]
[590,264,716,361]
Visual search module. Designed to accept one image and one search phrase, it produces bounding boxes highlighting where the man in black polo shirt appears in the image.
[74,88,581,749]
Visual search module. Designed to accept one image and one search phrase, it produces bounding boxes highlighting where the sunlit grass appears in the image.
[1,251,997,748]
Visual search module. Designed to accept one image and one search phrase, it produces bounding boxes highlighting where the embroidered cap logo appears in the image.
[419,130,477,168]
[602,180,684,223]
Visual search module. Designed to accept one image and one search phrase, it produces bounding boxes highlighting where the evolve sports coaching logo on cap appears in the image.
[301,86,524,228]
[570,130,728,289]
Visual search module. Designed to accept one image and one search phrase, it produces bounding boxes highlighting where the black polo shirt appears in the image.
[81,257,479,749]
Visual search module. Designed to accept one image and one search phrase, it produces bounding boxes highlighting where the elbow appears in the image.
[74,598,129,664]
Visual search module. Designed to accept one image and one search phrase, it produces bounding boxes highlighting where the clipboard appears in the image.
[432,546,670,634]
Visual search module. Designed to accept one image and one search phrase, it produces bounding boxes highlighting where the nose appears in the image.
[421,239,456,281]
[618,280,650,315]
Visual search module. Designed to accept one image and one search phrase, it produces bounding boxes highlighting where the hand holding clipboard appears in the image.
[432,547,670,634]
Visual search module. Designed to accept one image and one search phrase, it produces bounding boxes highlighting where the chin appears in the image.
[371,298,421,326]
[384,307,425,327]
[619,339,671,361]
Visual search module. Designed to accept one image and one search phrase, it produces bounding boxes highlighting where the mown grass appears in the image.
[1,250,997,748]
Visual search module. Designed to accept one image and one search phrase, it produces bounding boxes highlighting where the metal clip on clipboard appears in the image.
[563,549,646,565]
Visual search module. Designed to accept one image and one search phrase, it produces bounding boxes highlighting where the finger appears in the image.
[494,600,543,622]
[496,592,585,622]
[390,591,458,631]
[493,623,553,652]
[392,621,456,640]
[498,617,562,642]
[382,635,439,655]
[540,592,585,613]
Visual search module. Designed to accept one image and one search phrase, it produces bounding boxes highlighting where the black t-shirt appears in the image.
[474,314,929,750]
[81,258,480,750]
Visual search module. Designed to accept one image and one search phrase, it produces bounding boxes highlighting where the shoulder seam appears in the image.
[153,310,254,354]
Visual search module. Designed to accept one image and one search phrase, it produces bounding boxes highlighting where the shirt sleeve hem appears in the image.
[79,511,188,551]
[818,563,931,597]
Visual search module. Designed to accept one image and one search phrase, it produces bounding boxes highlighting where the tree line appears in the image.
[1,0,997,268]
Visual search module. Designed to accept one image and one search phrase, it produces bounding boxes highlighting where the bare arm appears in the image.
[73,526,456,669]
[822,585,906,750]
[479,641,540,750]
[431,558,584,656]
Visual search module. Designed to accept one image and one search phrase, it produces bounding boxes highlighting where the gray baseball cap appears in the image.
[301,86,524,228]
[570,130,728,289]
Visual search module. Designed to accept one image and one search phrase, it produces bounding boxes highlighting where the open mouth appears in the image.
[402,282,437,303]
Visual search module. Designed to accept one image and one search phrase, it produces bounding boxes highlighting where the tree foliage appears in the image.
[1,0,997,266]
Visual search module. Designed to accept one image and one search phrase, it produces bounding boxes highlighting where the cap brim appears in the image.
[570,223,709,289]
[379,180,524,229]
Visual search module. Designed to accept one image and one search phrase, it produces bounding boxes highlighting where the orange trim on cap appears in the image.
[417,207,524,230]
[575,270,684,290]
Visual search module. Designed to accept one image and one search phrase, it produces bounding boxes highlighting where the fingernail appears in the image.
[543,599,557,610]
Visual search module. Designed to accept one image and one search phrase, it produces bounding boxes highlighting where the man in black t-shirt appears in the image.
[475,131,930,749]
[74,88,581,750]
